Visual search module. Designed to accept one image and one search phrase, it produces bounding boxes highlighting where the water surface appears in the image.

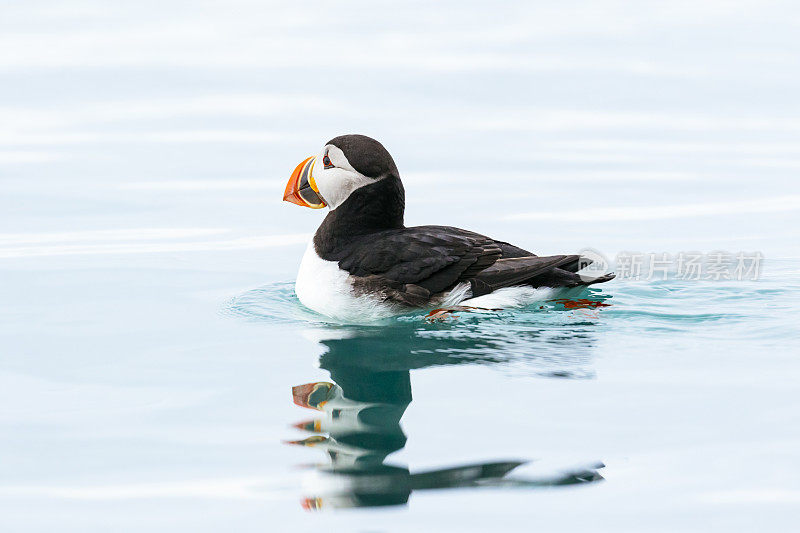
[2,1,800,531]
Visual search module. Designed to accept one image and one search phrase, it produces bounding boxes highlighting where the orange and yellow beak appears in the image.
[283,156,326,209]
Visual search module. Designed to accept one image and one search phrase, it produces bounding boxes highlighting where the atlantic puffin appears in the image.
[283,134,614,321]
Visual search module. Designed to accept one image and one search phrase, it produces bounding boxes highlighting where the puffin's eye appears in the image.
[322,150,334,169]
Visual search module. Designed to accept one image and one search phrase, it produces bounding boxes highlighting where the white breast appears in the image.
[294,240,403,323]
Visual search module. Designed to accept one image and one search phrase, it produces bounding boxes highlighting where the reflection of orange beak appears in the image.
[301,497,323,511]
[283,156,326,209]
[283,435,328,447]
[292,419,323,433]
[292,382,335,410]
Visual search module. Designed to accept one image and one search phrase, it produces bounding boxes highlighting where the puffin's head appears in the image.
[283,134,399,210]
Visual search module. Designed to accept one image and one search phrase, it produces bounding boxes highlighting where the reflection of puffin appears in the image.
[283,134,614,321]
[287,369,413,509]
[287,349,604,510]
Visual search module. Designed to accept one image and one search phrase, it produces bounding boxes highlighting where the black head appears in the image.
[284,133,404,212]
[284,134,406,252]
[326,134,399,179]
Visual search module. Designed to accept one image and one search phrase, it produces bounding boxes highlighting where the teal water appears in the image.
[3,1,800,531]
[222,272,800,509]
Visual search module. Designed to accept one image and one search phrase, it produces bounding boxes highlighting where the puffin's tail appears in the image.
[471,254,615,296]
[529,268,616,288]
[534,254,616,287]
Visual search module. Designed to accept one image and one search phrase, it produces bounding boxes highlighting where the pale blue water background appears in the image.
[2,1,800,530]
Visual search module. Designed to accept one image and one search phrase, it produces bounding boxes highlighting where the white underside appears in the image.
[295,240,404,323]
[295,239,555,323]
[460,285,555,309]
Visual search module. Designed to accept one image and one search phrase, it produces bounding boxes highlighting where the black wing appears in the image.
[329,225,585,306]
[332,225,502,298]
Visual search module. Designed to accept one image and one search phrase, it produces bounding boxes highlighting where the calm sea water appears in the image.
[2,1,800,531]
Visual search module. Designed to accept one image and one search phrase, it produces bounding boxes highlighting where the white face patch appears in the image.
[311,145,377,210]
